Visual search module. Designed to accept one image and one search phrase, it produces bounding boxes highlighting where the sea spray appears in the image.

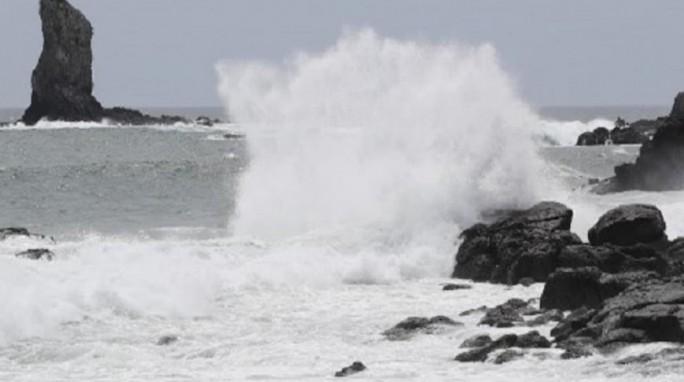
[217,30,543,278]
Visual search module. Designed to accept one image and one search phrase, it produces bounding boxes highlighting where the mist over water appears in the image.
[217,30,543,259]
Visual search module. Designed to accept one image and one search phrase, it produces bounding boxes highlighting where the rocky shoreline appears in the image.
[445,201,684,364]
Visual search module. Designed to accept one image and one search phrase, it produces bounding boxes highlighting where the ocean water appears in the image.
[2,30,684,381]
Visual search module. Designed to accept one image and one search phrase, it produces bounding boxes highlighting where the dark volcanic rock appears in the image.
[453,202,579,284]
[454,334,518,362]
[334,361,366,377]
[588,204,666,247]
[15,248,55,261]
[0,227,31,240]
[442,283,472,291]
[22,0,104,125]
[551,278,684,348]
[494,349,524,365]
[21,0,189,126]
[605,93,684,191]
[460,334,493,348]
[383,316,462,340]
[479,299,530,328]
[515,331,551,348]
[540,267,658,311]
[103,107,188,126]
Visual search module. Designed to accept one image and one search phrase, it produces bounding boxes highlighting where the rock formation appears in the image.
[22,0,104,125]
[594,92,684,192]
[21,0,192,126]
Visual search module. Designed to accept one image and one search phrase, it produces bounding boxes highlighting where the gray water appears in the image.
[0,127,245,236]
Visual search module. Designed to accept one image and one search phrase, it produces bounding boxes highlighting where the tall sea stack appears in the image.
[22,0,104,125]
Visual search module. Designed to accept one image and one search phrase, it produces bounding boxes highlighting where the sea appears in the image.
[1,30,684,381]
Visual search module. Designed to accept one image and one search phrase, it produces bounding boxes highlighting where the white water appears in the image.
[3,30,684,381]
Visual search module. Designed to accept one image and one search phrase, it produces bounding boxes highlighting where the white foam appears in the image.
[217,30,543,279]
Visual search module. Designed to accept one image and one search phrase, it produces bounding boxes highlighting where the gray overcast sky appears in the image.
[1,0,683,108]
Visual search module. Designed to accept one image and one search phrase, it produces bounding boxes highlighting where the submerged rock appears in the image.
[103,107,188,126]
[15,248,54,261]
[156,335,178,346]
[454,331,551,363]
[460,334,493,348]
[494,349,524,364]
[442,283,472,291]
[479,299,530,328]
[383,315,462,340]
[334,361,366,377]
[0,227,31,240]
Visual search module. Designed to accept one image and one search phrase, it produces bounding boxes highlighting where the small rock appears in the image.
[460,306,488,317]
[15,248,54,261]
[494,349,524,365]
[460,334,493,348]
[519,277,535,287]
[442,283,472,291]
[157,335,178,346]
[334,361,366,377]
[383,315,462,340]
[560,347,593,360]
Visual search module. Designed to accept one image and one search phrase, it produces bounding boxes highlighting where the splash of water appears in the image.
[218,30,542,247]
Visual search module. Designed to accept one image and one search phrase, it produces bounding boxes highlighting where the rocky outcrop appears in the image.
[452,202,580,284]
[576,119,660,147]
[595,92,684,192]
[588,204,667,246]
[22,0,189,126]
[22,0,104,125]
[454,331,551,363]
[551,277,684,349]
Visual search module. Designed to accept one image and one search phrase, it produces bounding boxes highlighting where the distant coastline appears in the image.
[0,106,225,125]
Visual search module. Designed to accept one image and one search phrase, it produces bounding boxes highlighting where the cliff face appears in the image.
[22,0,104,125]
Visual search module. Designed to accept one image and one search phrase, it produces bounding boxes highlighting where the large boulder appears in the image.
[588,204,666,246]
[540,267,658,311]
[453,202,580,284]
[22,0,104,125]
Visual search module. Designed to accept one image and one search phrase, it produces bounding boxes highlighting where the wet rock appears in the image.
[459,305,488,317]
[454,334,518,363]
[0,227,31,240]
[519,277,535,287]
[588,204,667,247]
[460,334,493,348]
[550,307,598,342]
[223,133,245,140]
[479,299,529,328]
[526,309,564,327]
[334,361,366,377]
[560,346,593,360]
[516,331,551,348]
[156,335,178,346]
[453,202,578,284]
[616,347,684,365]
[195,116,221,126]
[494,349,524,364]
[383,316,462,340]
[540,267,658,311]
[15,248,54,261]
[442,283,472,291]
[607,94,684,191]
[103,107,188,126]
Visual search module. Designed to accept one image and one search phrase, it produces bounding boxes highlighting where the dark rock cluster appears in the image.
[451,201,684,361]
[593,92,684,192]
[576,118,662,146]
[382,315,462,341]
